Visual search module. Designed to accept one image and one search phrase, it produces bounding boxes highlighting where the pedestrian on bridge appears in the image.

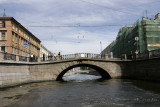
[58,52,61,60]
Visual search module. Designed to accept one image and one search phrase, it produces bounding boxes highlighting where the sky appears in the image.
[0,0,160,54]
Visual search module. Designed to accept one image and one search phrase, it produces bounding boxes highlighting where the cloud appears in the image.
[0,0,160,54]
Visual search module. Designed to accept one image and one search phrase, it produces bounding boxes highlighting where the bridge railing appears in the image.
[19,56,27,62]
[57,53,104,60]
[61,54,76,60]
[150,49,160,58]
[136,49,160,60]
[0,52,109,62]
[91,53,102,59]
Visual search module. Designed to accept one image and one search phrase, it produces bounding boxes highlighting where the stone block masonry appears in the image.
[0,59,124,88]
[0,64,30,88]
[0,58,160,88]
[125,58,160,81]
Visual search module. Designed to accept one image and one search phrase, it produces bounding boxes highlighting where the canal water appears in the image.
[1,73,160,107]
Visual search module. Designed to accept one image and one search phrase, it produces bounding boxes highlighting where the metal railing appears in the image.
[39,53,104,61]
[61,54,75,60]
[1,52,109,62]
[91,53,102,59]
[151,49,160,58]
[4,53,16,61]
[137,51,149,60]
[19,56,27,62]
[137,49,160,60]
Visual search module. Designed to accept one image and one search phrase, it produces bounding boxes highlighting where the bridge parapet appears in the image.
[0,52,117,63]
[60,53,102,60]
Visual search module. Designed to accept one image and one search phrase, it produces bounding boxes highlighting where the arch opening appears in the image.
[56,64,111,81]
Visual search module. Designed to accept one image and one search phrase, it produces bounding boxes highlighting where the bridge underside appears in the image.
[56,64,111,81]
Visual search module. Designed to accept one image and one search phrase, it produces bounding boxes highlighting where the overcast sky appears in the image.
[0,0,160,54]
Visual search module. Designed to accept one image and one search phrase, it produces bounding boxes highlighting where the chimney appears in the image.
[155,13,160,19]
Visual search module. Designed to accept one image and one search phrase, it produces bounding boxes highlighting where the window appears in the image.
[27,43,29,49]
[12,32,14,42]
[12,24,14,30]
[15,34,18,43]
[1,44,5,52]
[2,32,6,40]
[0,21,5,28]
[25,52,27,56]
[0,32,6,40]
[21,39,23,46]
[12,47,14,54]
[15,48,17,54]
[18,37,20,44]
[15,26,17,31]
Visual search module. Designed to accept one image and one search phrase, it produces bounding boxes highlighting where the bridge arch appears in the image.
[56,63,111,81]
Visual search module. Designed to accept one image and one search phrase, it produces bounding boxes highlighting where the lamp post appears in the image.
[135,37,139,59]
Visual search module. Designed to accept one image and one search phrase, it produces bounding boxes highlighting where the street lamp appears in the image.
[135,37,139,59]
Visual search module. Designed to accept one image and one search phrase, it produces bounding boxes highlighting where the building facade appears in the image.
[0,17,41,58]
[40,44,53,61]
[102,13,160,59]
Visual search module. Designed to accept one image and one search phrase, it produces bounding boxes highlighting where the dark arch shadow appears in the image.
[56,64,111,81]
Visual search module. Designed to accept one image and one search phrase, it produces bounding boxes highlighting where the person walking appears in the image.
[58,52,61,60]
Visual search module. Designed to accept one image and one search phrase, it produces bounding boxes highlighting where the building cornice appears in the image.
[0,17,41,43]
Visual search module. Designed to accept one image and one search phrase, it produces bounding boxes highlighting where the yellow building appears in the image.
[0,17,41,58]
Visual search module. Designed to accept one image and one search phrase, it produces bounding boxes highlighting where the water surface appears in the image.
[0,74,160,107]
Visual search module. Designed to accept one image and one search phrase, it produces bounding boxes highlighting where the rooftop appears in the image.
[0,17,41,43]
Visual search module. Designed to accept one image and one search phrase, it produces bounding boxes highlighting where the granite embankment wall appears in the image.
[0,62,30,88]
[0,62,59,88]
[125,58,160,81]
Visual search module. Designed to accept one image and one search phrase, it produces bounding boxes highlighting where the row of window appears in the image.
[0,45,39,57]
[12,24,37,45]
[12,47,30,56]
[0,21,38,46]
[12,32,39,52]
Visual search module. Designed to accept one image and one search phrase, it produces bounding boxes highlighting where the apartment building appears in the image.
[0,17,41,58]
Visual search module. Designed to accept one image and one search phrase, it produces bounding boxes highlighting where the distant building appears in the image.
[40,44,53,61]
[102,13,160,59]
[0,17,41,58]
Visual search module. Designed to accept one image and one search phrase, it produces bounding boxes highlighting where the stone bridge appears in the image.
[1,53,160,88]
[41,58,125,81]
[0,57,127,88]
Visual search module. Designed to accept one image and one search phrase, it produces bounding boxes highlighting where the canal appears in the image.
[1,71,160,107]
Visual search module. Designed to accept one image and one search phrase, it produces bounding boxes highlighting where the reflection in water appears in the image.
[0,73,160,107]
[63,74,101,82]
